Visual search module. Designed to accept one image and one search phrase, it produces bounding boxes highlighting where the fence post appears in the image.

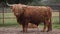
[3,6,4,25]
[1,2,5,25]
[59,10,60,24]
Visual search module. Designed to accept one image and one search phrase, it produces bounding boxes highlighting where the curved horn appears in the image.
[7,3,13,6]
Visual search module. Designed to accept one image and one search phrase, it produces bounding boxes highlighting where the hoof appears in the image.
[47,30,52,32]
[41,30,45,32]
[20,30,27,33]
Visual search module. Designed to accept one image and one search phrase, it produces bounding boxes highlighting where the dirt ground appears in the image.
[0,27,60,34]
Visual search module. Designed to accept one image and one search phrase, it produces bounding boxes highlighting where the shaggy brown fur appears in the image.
[7,4,52,32]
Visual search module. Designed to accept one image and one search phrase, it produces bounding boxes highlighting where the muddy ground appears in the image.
[0,27,60,34]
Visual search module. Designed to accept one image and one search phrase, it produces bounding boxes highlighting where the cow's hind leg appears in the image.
[41,21,47,32]
[47,19,52,32]
[45,19,52,32]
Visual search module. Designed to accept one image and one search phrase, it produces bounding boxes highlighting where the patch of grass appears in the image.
[52,16,59,23]
[53,23,60,29]
[0,24,18,27]
[38,23,60,29]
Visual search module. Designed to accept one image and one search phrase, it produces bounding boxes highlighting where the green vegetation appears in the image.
[53,23,60,29]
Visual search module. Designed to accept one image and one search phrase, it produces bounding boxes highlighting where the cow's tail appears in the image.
[50,7,52,24]
[49,7,52,31]
[49,13,52,31]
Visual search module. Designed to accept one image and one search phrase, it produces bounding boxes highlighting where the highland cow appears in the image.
[7,3,52,32]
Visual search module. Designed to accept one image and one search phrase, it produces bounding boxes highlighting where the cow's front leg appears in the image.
[25,19,28,32]
[22,19,28,32]
[25,23,28,32]
[22,24,27,32]
[22,24,25,32]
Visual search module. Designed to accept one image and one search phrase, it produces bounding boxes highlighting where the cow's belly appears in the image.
[28,16,45,25]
